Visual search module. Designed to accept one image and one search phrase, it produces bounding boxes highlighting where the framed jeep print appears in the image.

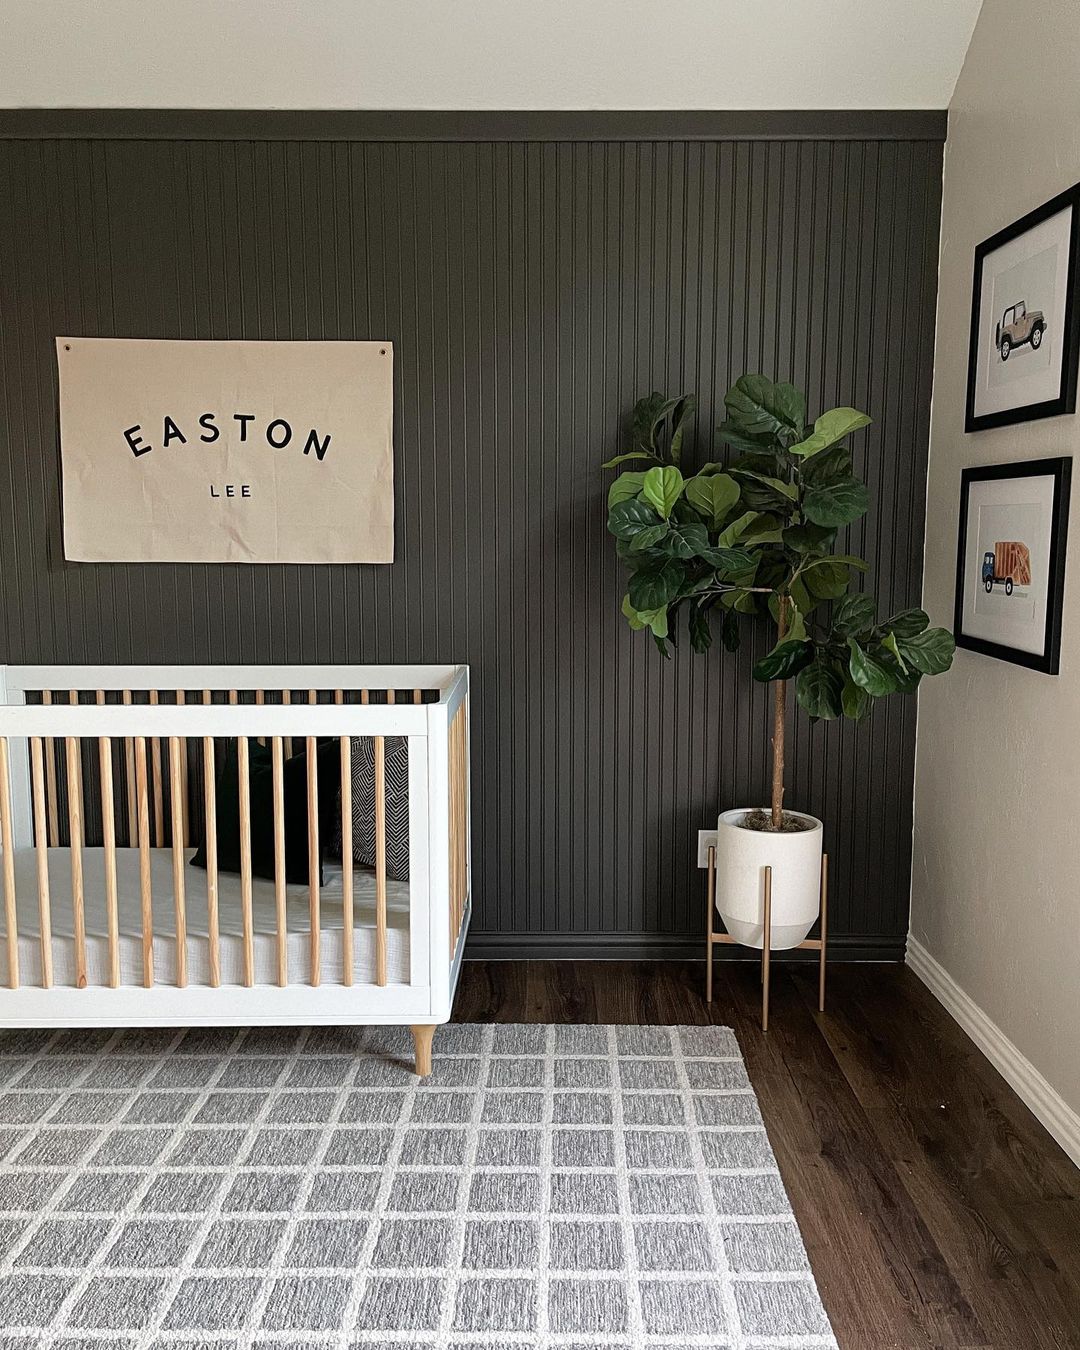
[954,457,1072,673]
[965,183,1080,432]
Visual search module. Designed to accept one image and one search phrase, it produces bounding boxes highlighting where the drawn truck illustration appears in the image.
[996,301,1045,361]
[982,541,1032,595]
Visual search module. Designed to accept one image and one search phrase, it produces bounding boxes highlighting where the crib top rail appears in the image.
[1,664,466,698]
[0,665,469,736]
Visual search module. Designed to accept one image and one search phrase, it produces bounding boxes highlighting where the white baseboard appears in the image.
[906,937,1080,1170]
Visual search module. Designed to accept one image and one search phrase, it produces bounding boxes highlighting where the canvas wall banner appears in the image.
[56,338,394,563]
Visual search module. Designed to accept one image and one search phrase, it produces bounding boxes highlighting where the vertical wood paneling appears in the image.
[0,127,943,958]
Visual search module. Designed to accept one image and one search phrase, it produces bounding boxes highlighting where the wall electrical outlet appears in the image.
[696,829,718,869]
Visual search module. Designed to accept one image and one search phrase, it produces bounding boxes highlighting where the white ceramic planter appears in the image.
[714,807,823,950]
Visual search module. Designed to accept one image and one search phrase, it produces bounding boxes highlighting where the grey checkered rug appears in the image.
[0,1022,836,1348]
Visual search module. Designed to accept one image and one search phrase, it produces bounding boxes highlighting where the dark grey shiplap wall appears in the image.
[0,113,944,958]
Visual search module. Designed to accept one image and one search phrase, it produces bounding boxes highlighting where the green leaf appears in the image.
[741,515,786,546]
[841,675,871,720]
[787,575,816,617]
[716,510,763,548]
[795,659,844,719]
[730,468,798,501]
[883,607,929,639]
[801,443,853,485]
[753,639,814,682]
[783,604,808,645]
[607,470,646,508]
[896,626,955,675]
[720,588,759,614]
[833,593,876,636]
[882,631,908,672]
[658,521,709,559]
[783,522,837,554]
[724,375,805,440]
[628,560,687,613]
[621,594,647,630]
[802,478,870,528]
[628,523,670,552]
[602,449,657,469]
[720,610,741,651]
[788,406,871,457]
[622,595,669,638]
[700,546,757,573]
[684,472,740,527]
[803,559,849,600]
[848,639,898,696]
[608,498,663,540]
[884,654,922,694]
[716,421,780,455]
[641,465,685,520]
[668,395,696,463]
[688,602,712,654]
[628,392,671,454]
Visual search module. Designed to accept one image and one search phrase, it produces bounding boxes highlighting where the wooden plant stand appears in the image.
[705,845,828,1031]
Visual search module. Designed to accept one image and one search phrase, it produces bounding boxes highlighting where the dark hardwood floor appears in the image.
[454,960,1080,1350]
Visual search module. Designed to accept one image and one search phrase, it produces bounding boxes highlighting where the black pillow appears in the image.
[191,738,341,886]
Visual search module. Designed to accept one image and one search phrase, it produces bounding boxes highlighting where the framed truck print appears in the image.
[954,457,1072,673]
[965,183,1080,432]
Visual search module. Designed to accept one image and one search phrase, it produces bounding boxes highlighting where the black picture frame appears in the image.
[965,183,1080,433]
[954,457,1071,673]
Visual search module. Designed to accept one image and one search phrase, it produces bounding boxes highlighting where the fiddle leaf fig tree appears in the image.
[604,375,955,831]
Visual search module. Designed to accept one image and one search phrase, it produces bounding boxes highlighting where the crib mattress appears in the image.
[9,847,411,989]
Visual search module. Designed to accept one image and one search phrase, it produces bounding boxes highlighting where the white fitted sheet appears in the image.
[9,847,410,988]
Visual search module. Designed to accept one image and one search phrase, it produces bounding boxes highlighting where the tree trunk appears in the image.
[770,598,788,830]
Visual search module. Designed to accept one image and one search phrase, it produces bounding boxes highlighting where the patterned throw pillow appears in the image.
[348,736,410,881]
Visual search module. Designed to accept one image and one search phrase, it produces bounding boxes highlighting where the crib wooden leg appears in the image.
[411,1024,436,1077]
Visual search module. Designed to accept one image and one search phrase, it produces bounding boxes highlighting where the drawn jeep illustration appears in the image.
[982,540,1032,595]
[995,301,1046,361]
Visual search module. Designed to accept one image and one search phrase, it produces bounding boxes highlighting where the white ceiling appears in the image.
[2,0,982,110]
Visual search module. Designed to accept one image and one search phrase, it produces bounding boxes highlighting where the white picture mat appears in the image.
[973,206,1073,420]
[58,338,395,564]
[960,473,1056,656]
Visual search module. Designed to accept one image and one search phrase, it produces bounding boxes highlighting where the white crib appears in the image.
[0,665,471,1075]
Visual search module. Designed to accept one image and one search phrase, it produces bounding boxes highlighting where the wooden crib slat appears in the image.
[169,736,188,989]
[282,689,293,759]
[255,688,266,746]
[30,737,53,988]
[42,691,60,846]
[336,691,353,987]
[307,690,320,988]
[272,736,287,988]
[374,730,387,988]
[149,690,164,847]
[99,735,120,989]
[175,691,190,846]
[238,736,254,988]
[95,689,121,981]
[0,738,19,991]
[201,692,220,989]
[135,735,154,987]
[122,690,137,847]
[67,691,85,845]
[64,734,86,989]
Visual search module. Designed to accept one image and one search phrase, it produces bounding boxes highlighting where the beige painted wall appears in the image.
[0,0,980,110]
[913,0,1080,1118]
